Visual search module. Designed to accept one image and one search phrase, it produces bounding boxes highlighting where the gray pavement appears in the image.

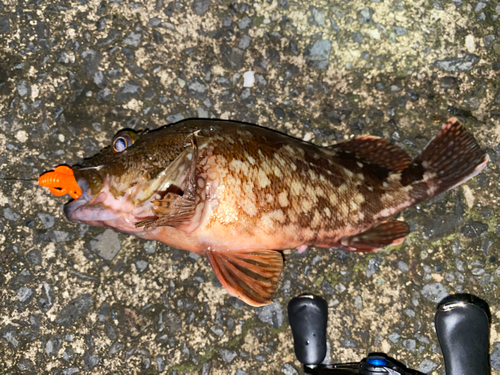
[1,0,500,373]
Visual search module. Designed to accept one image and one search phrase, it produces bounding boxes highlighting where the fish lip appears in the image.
[64,198,87,223]
[64,191,124,224]
[72,167,94,200]
[63,167,93,223]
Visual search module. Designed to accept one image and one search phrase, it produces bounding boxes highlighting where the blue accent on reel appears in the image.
[366,357,388,366]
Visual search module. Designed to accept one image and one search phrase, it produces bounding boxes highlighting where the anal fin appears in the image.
[339,220,410,252]
[204,249,284,307]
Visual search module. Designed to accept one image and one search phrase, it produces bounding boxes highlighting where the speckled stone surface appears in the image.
[1,0,500,374]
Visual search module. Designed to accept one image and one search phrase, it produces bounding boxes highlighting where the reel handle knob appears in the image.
[288,295,328,367]
[435,294,490,375]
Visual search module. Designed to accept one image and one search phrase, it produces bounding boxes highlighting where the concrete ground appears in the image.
[1,0,500,373]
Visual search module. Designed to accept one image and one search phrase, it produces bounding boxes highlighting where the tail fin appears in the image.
[401,118,488,202]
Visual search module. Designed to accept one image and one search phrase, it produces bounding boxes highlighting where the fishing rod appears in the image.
[288,293,491,375]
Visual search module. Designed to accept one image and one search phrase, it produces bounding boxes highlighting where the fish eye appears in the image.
[112,131,136,153]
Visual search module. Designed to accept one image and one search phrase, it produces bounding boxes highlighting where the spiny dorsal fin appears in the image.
[204,249,284,306]
[333,136,412,172]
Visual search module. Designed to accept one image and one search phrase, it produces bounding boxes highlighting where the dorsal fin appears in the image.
[333,136,411,172]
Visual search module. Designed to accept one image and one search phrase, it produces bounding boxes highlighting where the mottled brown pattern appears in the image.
[71,119,487,254]
[189,121,413,246]
[78,120,418,246]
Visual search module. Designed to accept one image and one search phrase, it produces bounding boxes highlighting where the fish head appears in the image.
[64,128,195,233]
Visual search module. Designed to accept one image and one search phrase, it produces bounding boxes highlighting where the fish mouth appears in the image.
[63,168,158,231]
[63,198,87,223]
[64,194,123,224]
[63,177,123,225]
[63,169,124,225]
[63,175,90,223]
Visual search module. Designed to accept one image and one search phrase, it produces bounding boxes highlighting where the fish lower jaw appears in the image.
[64,192,154,234]
[65,204,148,234]
[102,215,149,234]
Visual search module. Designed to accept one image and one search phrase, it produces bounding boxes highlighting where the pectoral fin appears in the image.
[144,191,197,228]
[204,249,284,307]
[339,220,410,252]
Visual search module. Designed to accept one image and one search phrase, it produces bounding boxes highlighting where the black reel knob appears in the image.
[435,294,491,375]
[288,295,328,366]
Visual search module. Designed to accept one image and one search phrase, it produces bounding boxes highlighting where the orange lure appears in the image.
[38,165,82,199]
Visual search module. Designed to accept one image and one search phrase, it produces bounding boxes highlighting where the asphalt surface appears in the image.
[1,0,500,374]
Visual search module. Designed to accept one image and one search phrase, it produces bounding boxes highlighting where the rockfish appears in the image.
[55,118,487,306]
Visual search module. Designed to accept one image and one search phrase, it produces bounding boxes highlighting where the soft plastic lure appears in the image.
[38,165,82,199]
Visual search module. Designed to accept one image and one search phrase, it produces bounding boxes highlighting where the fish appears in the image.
[54,118,488,306]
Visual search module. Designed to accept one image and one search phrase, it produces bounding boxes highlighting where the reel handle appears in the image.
[435,294,490,375]
[288,295,328,367]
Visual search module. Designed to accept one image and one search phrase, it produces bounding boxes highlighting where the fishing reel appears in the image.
[288,294,491,375]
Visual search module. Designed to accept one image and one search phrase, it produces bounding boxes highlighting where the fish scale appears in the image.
[40,118,488,307]
[202,132,374,235]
